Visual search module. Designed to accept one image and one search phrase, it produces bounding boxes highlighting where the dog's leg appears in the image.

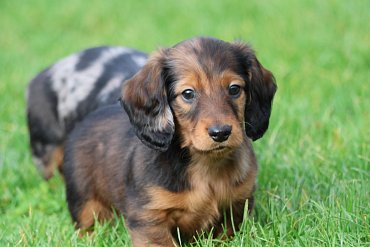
[129,227,178,247]
[213,199,249,239]
[44,144,64,179]
[76,199,113,232]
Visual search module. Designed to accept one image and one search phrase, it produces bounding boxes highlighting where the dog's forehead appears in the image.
[168,38,244,89]
[170,38,236,68]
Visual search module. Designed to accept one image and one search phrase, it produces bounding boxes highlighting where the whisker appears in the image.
[241,121,255,130]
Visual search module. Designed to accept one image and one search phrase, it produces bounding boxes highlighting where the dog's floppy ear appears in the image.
[121,49,174,151]
[233,42,277,141]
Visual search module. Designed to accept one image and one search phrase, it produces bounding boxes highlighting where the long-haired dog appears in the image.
[26,46,147,179]
[63,37,277,246]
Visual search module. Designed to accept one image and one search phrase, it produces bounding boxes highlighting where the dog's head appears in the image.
[121,37,277,152]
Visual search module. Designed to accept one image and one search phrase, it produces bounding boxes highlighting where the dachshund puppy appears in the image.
[63,37,277,246]
[26,46,147,179]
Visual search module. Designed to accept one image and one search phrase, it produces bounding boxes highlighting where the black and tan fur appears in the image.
[63,37,277,246]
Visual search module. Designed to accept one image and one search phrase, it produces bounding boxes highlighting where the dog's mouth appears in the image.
[193,146,231,154]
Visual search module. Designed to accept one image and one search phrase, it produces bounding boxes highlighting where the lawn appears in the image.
[0,0,369,246]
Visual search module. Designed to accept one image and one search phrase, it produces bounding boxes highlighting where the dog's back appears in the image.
[26,46,147,179]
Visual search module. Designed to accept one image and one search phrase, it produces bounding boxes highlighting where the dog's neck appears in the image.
[182,140,255,207]
[157,137,255,195]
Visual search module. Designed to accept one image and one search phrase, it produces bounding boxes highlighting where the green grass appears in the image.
[0,0,369,246]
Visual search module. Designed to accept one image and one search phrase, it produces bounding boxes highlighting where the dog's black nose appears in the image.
[208,124,232,142]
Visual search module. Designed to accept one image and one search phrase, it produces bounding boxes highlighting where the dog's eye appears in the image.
[182,89,196,102]
[228,85,241,97]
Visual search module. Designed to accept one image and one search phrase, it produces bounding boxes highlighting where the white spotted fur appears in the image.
[50,47,133,122]
[132,54,147,67]
[98,74,127,102]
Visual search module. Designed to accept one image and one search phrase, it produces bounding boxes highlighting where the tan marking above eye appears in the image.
[228,80,245,88]
[220,71,245,88]
[173,77,199,95]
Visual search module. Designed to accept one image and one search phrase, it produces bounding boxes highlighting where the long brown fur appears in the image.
[63,37,277,246]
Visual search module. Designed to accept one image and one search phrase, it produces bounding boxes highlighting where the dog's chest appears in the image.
[146,173,248,235]
[145,155,254,236]
[171,160,252,232]
[170,181,231,232]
